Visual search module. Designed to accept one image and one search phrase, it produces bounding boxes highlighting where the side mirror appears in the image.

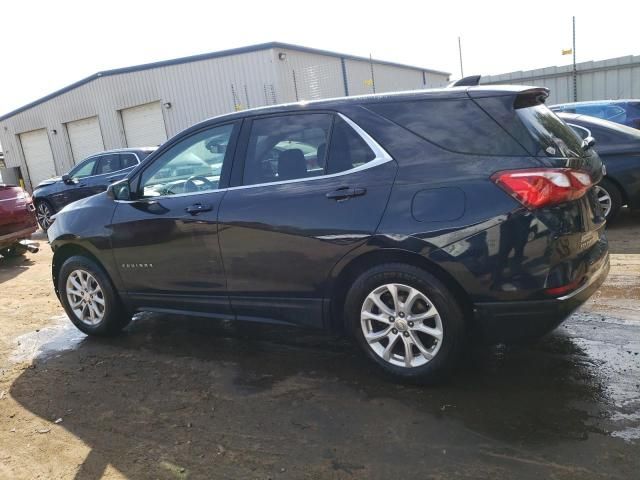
[107,179,131,201]
[61,174,73,184]
[582,136,596,151]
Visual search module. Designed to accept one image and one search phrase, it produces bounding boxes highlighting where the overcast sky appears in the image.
[0,0,637,116]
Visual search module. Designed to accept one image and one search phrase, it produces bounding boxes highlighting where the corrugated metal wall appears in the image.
[481,54,640,105]
[0,49,278,187]
[0,47,449,190]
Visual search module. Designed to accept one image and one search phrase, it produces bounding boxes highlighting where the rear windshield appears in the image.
[516,105,586,158]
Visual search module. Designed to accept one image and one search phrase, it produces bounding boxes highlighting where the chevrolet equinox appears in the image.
[48,85,610,382]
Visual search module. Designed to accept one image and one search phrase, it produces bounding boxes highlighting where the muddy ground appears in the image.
[0,212,639,479]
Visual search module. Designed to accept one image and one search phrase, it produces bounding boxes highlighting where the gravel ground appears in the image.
[0,211,639,479]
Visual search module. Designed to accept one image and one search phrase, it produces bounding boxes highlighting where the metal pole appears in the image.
[369,53,376,94]
[458,36,464,78]
[572,16,577,101]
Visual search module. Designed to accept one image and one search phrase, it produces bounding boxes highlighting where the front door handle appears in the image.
[326,186,367,201]
[185,203,213,215]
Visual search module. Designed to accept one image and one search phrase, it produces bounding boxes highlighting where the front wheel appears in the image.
[344,263,465,383]
[58,255,131,336]
[35,200,55,231]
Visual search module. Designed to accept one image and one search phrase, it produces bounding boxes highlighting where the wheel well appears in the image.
[601,176,627,205]
[52,244,103,297]
[35,198,55,210]
[329,249,473,332]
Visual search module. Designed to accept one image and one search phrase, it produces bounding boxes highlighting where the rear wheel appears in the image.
[344,263,465,383]
[36,200,55,231]
[58,255,131,336]
[595,179,622,221]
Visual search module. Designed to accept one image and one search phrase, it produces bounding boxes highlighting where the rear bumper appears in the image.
[473,252,610,343]
[0,225,38,249]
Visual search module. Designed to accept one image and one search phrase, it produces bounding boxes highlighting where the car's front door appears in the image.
[218,112,397,328]
[48,155,100,210]
[110,122,240,315]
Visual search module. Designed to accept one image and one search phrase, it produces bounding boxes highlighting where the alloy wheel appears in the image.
[36,202,53,230]
[594,185,612,218]
[360,283,444,368]
[66,269,106,326]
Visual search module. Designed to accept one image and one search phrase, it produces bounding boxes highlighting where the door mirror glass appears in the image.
[108,180,131,200]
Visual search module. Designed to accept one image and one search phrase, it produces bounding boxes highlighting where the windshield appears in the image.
[516,105,586,158]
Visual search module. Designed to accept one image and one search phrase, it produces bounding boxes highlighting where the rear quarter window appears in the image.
[367,99,527,156]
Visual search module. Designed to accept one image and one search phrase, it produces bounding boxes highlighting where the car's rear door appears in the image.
[109,121,240,315]
[218,111,397,328]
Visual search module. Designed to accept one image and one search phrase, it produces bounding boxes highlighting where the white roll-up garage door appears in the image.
[66,116,104,163]
[121,102,167,148]
[19,129,56,188]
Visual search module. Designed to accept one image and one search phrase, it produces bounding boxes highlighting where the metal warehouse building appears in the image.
[0,42,450,190]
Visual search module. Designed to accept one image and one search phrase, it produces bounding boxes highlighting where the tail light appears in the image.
[491,168,593,209]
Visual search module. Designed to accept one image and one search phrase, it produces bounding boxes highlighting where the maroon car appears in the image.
[0,184,38,257]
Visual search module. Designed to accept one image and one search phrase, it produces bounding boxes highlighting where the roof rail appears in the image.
[448,75,481,87]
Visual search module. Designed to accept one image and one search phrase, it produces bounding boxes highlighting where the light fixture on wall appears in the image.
[163,102,172,109]
[278,52,287,61]
[51,129,57,135]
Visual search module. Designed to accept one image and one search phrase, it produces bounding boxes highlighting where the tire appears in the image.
[596,179,623,221]
[0,243,28,258]
[344,263,465,384]
[58,255,131,336]
[35,200,55,231]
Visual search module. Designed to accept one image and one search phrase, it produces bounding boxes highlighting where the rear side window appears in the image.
[120,153,139,169]
[327,117,376,174]
[368,99,527,156]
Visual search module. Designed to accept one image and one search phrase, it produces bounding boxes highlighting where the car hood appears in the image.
[35,176,62,188]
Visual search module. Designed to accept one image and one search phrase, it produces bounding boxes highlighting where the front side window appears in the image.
[140,123,235,197]
[243,114,332,186]
[69,157,98,179]
[95,154,121,175]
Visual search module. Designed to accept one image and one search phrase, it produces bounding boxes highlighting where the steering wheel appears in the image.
[184,175,215,193]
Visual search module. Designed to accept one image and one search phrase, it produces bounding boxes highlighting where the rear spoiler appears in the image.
[448,75,481,87]
[514,88,550,109]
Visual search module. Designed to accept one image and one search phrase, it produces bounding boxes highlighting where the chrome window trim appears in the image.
[115,113,393,203]
[72,151,142,179]
[226,112,393,192]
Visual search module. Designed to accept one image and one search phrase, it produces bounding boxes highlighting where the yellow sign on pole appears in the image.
[562,48,573,55]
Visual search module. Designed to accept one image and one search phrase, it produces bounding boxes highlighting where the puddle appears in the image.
[10,315,86,363]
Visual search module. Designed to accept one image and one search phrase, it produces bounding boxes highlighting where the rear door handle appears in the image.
[325,186,367,201]
[185,203,213,215]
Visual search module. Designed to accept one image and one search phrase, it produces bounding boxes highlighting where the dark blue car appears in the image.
[33,147,156,230]
[47,86,609,383]
[551,100,640,130]
[558,112,640,220]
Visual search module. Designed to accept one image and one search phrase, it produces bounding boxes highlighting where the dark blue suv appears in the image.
[47,86,609,383]
[551,100,640,130]
[33,148,156,230]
